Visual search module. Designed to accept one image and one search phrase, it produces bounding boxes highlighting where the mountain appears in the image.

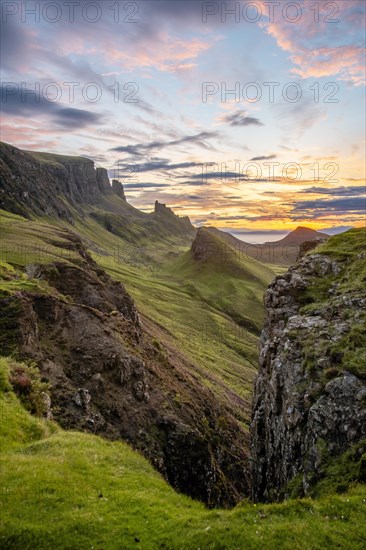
[0,210,249,506]
[1,228,365,547]
[268,226,329,246]
[0,142,264,506]
[190,227,274,282]
[0,141,113,220]
[165,227,275,335]
[0,141,196,248]
[206,226,329,266]
[1,142,365,545]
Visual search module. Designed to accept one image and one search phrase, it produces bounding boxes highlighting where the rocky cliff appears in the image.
[0,142,196,246]
[251,229,366,501]
[154,200,195,236]
[112,179,126,201]
[0,142,124,220]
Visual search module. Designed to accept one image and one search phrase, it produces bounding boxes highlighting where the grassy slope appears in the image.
[0,209,271,423]
[1,357,366,550]
[165,228,275,333]
[26,150,91,166]
[314,228,366,293]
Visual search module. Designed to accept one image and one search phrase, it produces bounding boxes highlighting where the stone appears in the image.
[251,251,366,502]
[73,388,91,411]
[112,179,126,200]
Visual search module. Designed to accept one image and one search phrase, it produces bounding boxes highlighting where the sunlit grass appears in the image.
[1,357,365,550]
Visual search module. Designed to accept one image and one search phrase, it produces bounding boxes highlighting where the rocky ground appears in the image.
[251,243,366,501]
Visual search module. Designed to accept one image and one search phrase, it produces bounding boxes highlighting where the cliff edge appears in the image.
[0,142,124,220]
[251,229,366,501]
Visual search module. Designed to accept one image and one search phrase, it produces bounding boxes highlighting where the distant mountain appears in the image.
[268,226,329,246]
[206,226,329,266]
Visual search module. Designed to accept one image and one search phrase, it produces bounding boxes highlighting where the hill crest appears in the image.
[0,141,195,243]
[269,226,329,245]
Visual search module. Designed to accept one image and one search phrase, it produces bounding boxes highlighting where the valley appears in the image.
[0,142,365,548]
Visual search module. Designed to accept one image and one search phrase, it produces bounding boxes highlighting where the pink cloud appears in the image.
[291,45,365,85]
[1,121,60,150]
[98,34,218,73]
[257,0,365,86]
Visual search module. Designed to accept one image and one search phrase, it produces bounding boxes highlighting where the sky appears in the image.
[1,0,365,232]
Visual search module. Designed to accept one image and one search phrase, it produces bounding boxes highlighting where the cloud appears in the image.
[134,160,203,173]
[54,107,102,128]
[0,84,103,128]
[0,18,33,71]
[291,45,365,86]
[105,35,217,73]
[249,154,277,161]
[11,1,219,75]
[110,131,219,156]
[176,180,208,187]
[221,110,263,127]
[301,186,366,197]
[124,183,170,189]
[293,197,366,213]
[179,171,245,181]
[258,0,365,86]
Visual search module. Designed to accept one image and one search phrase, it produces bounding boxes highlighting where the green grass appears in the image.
[298,228,366,379]
[96,255,258,420]
[26,150,91,167]
[0,208,269,425]
[1,357,365,550]
[313,228,366,294]
[164,229,275,334]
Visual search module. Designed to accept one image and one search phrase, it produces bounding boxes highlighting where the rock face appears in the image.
[0,142,195,245]
[191,227,215,261]
[112,179,126,201]
[96,168,113,195]
[0,142,124,219]
[154,200,195,235]
[251,245,366,501]
[297,238,327,260]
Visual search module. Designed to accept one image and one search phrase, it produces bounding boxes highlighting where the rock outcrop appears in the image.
[0,142,124,219]
[0,142,195,245]
[251,233,366,501]
[297,238,328,260]
[154,200,195,235]
[112,179,126,201]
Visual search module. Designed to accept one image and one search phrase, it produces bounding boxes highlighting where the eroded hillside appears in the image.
[0,222,250,506]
